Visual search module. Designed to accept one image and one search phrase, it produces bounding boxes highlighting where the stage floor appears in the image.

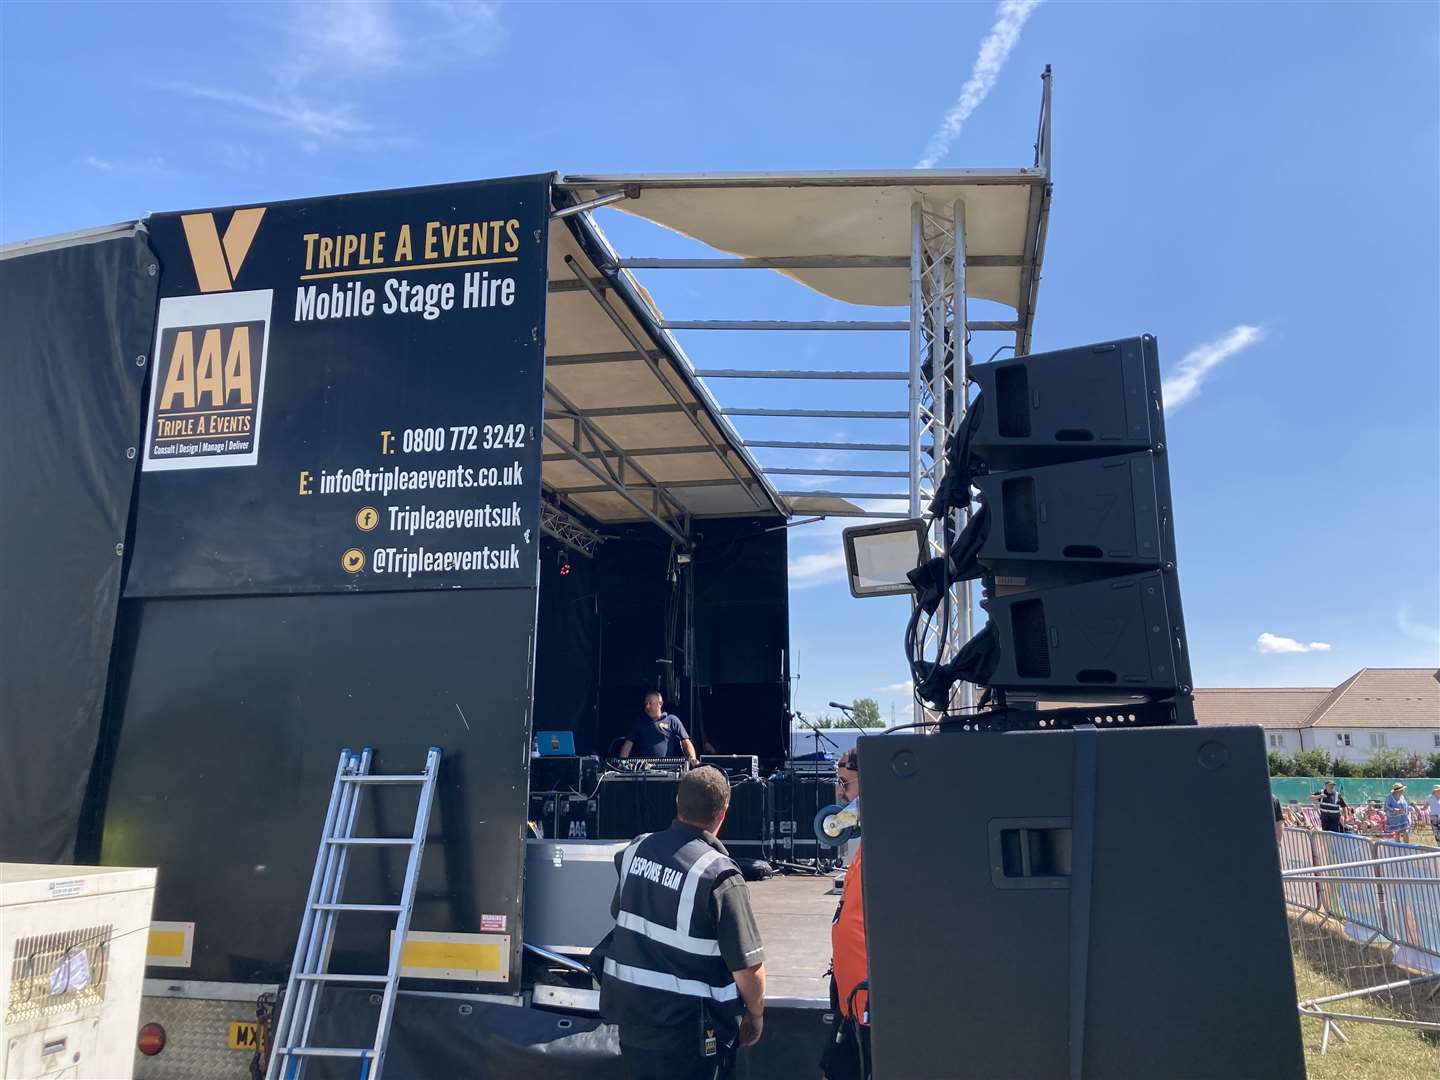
[747,871,843,1003]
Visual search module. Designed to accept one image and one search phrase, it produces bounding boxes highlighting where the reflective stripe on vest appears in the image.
[603,957,740,1002]
[614,846,729,956]
[603,829,744,1024]
[619,833,651,882]
[615,911,722,956]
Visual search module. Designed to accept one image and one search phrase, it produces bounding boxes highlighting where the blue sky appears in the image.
[3,1,1437,720]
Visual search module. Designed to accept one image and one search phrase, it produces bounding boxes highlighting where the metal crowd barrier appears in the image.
[1376,838,1440,976]
[1279,827,1440,1053]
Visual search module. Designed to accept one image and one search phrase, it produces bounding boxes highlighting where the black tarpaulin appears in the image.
[99,589,537,985]
[0,228,158,863]
[306,990,831,1079]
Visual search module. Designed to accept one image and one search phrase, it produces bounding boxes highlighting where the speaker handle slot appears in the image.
[988,817,1072,890]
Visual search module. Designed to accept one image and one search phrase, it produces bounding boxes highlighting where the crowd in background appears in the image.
[1279,781,1440,845]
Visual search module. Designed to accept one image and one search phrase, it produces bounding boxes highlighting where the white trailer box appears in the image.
[1,864,156,1080]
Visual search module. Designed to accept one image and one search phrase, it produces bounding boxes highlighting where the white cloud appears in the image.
[170,1,505,152]
[276,1,406,85]
[916,0,1042,169]
[214,142,268,172]
[80,154,172,176]
[420,0,506,52]
[876,680,914,694]
[271,1,505,85]
[167,84,378,148]
[1397,606,1440,648]
[1257,633,1333,655]
[788,551,847,588]
[1163,325,1265,411]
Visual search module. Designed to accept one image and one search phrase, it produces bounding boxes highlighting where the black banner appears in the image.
[125,175,550,596]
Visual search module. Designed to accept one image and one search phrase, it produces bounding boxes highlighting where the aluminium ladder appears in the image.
[266,746,442,1080]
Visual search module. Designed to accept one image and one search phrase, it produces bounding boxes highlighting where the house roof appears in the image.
[1193,688,1333,730]
[1302,668,1440,730]
[1188,669,1438,731]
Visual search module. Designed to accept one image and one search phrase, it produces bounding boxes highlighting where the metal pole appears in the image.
[908,202,924,521]
[551,189,631,219]
[1282,850,1440,873]
[660,319,908,331]
[267,750,352,1079]
[563,255,765,509]
[953,200,974,711]
[694,369,908,381]
[908,201,925,728]
[540,429,690,547]
[371,747,443,1080]
[924,207,952,715]
[294,748,372,1060]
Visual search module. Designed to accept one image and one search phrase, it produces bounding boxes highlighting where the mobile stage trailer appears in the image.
[0,79,1054,1078]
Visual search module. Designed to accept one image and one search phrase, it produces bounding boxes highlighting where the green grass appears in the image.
[1292,946,1440,1079]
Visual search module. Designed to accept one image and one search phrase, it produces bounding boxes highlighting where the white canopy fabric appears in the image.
[548,171,1051,527]
[556,171,1048,313]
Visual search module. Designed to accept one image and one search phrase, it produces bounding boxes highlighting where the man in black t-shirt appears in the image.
[619,691,698,761]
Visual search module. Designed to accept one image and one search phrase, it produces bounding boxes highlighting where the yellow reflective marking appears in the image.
[147,930,187,958]
[401,939,502,972]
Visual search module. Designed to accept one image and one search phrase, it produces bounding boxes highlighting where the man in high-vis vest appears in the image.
[600,766,766,1079]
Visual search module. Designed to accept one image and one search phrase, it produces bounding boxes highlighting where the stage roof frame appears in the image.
[546,67,1051,532]
[556,166,1049,353]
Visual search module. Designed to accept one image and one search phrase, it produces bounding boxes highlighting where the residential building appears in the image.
[1195,668,1439,762]
[1192,687,1330,754]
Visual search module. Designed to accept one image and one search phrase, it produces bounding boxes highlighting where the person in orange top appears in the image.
[821,749,870,1080]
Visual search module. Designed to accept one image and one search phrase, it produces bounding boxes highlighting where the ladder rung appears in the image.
[341,774,428,784]
[325,837,415,846]
[311,903,403,913]
[279,1047,374,1058]
[294,973,389,983]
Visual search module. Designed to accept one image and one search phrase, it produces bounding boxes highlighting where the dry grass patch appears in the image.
[1291,943,1440,1078]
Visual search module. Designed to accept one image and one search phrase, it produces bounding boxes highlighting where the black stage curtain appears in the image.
[532,516,790,762]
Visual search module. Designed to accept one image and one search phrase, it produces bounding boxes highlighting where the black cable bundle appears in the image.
[903,388,995,714]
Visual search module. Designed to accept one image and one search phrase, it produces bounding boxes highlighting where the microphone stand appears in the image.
[792,710,841,759]
[828,701,872,736]
[779,711,840,876]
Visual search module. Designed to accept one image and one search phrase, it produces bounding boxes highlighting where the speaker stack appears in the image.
[766,763,838,862]
[552,753,844,863]
[595,771,683,839]
[527,755,600,839]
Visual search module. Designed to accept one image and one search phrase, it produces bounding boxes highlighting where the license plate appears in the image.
[227,1021,260,1051]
